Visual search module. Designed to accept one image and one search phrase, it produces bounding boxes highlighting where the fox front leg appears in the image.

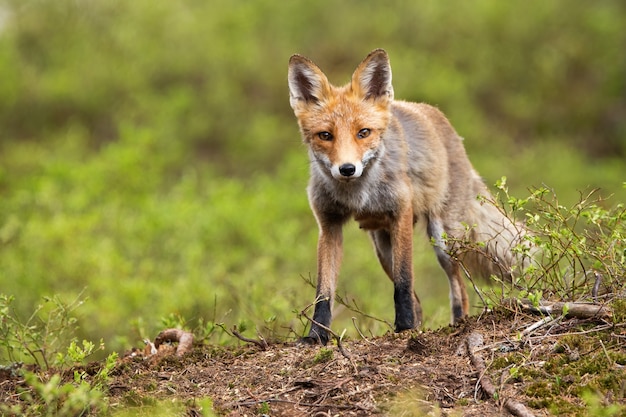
[427,217,469,323]
[390,206,422,331]
[302,220,344,345]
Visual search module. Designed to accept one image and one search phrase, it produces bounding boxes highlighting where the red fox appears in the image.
[288,49,528,345]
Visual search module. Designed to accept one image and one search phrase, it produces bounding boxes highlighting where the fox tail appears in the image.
[453,196,535,282]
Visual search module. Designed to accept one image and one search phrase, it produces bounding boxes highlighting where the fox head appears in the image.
[288,49,394,182]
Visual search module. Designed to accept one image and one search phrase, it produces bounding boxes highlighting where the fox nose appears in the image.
[339,163,356,177]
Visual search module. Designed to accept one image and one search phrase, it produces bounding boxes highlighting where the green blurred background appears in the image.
[0,0,624,356]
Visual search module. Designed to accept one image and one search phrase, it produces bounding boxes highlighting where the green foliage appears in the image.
[64,339,99,365]
[0,293,103,370]
[491,183,626,303]
[526,290,543,308]
[257,401,271,415]
[109,398,216,417]
[449,184,625,415]
[581,390,623,417]
[10,372,103,417]
[0,293,118,416]
[0,353,118,416]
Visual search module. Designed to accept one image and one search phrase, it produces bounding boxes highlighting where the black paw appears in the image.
[299,328,329,346]
[395,316,421,333]
[299,336,321,345]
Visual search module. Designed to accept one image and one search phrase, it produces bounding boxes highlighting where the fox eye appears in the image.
[357,128,371,139]
[317,131,333,141]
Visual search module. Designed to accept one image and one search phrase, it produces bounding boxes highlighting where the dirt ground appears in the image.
[3,309,625,416]
[108,311,558,416]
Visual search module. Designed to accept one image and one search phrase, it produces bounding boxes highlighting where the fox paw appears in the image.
[299,330,329,346]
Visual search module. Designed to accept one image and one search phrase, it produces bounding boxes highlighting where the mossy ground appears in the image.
[4,307,624,416]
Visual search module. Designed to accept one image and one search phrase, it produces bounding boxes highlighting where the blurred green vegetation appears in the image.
[0,0,624,356]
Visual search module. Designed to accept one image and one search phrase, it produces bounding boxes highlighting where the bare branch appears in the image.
[506,298,612,320]
[231,327,269,351]
[466,331,536,417]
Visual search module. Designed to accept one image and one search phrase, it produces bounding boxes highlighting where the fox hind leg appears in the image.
[370,229,423,331]
[371,229,393,278]
[427,218,469,323]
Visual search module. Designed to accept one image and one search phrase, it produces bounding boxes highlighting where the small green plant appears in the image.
[18,372,103,416]
[257,401,270,415]
[452,184,626,415]
[0,351,117,417]
[0,293,97,370]
[581,390,622,417]
[0,294,117,416]
[527,290,543,308]
[194,317,219,343]
[94,351,118,389]
[160,313,188,331]
[510,186,625,302]
[313,347,333,364]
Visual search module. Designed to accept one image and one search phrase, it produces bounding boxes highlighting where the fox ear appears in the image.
[288,55,330,109]
[352,49,394,102]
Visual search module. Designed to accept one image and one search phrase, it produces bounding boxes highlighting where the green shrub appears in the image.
[454,180,626,311]
[0,294,117,416]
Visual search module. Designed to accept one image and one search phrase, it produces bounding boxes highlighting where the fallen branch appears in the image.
[506,298,612,320]
[520,315,560,336]
[232,327,269,351]
[527,322,618,341]
[228,397,372,412]
[154,328,194,357]
[466,331,535,417]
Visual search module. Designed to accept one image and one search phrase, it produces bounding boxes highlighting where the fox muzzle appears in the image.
[331,161,364,180]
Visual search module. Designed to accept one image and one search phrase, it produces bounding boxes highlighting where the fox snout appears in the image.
[327,145,380,181]
[332,161,363,180]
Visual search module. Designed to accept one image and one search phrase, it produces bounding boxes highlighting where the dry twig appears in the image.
[299,301,360,375]
[466,331,536,417]
[301,274,393,330]
[506,298,612,320]
[300,308,352,361]
[352,317,376,345]
[520,315,560,336]
[232,327,269,350]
